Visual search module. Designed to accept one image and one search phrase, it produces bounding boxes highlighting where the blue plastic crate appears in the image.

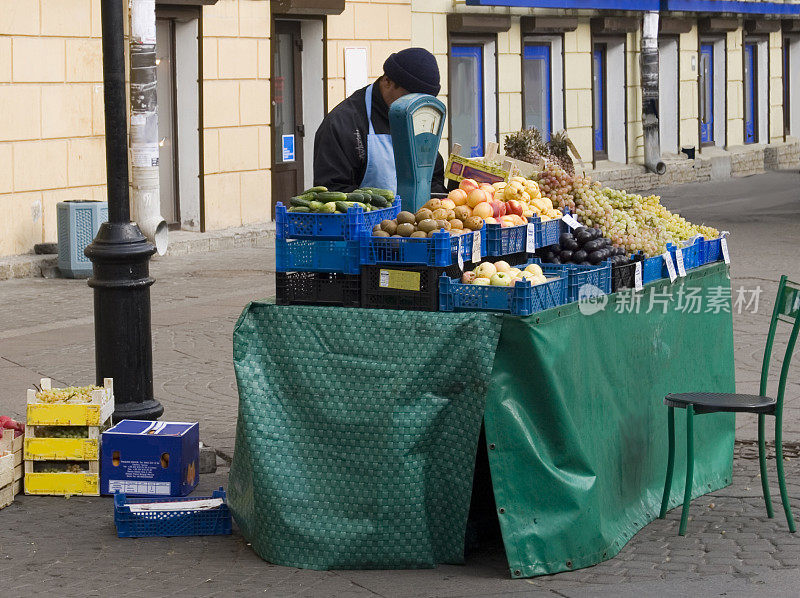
[642,254,665,284]
[700,236,723,264]
[114,488,232,538]
[529,257,611,303]
[668,239,701,272]
[360,229,486,267]
[276,238,360,274]
[275,199,401,241]
[533,215,562,248]
[438,269,567,316]
[484,222,529,257]
[57,200,108,278]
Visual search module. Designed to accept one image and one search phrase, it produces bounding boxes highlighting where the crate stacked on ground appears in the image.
[361,203,486,311]
[275,187,401,307]
[0,421,24,505]
[24,378,114,496]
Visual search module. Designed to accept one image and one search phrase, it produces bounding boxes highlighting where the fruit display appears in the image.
[537,227,630,266]
[445,179,530,228]
[461,261,552,287]
[34,385,101,404]
[371,197,488,238]
[288,186,395,213]
[33,426,93,439]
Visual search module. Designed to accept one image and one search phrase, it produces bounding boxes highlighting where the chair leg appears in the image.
[758,413,774,519]
[679,405,695,536]
[775,413,796,533]
[660,406,676,519]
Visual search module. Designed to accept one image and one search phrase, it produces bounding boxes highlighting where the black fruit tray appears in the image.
[276,271,361,307]
[611,261,637,292]
[361,263,470,311]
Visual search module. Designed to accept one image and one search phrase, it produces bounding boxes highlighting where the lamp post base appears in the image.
[85,221,164,422]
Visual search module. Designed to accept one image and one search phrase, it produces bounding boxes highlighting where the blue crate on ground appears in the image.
[114,487,232,538]
[484,222,529,257]
[275,199,401,241]
[276,238,360,274]
[700,236,723,264]
[668,239,701,272]
[529,257,611,303]
[642,254,665,284]
[360,229,486,267]
[438,268,567,316]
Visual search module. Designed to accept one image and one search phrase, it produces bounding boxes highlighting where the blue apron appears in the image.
[360,83,397,193]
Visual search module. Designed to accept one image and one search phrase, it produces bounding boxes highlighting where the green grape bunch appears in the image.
[35,385,102,404]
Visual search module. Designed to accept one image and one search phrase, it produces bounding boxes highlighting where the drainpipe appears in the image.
[129,0,169,255]
[642,11,666,175]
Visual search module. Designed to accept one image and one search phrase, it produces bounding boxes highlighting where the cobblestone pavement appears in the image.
[0,171,799,595]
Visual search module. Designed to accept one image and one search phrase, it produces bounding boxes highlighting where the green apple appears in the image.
[473,277,491,285]
[524,263,543,277]
[494,260,511,273]
[490,272,512,287]
[508,267,522,278]
[474,262,497,279]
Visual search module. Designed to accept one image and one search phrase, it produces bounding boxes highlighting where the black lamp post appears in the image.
[85,0,163,421]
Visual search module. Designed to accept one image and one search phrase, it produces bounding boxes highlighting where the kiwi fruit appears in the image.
[436,219,451,231]
[373,230,390,238]
[446,209,456,220]
[373,224,382,233]
[410,231,427,238]
[464,216,484,231]
[415,208,434,223]
[423,198,442,211]
[431,208,449,221]
[454,206,472,222]
[427,230,438,238]
[380,219,398,235]
[448,219,463,230]
[417,218,439,234]
[396,222,416,237]
[397,211,416,225]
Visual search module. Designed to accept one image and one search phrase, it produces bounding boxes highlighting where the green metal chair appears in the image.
[659,275,800,536]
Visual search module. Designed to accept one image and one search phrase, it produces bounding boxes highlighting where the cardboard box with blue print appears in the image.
[100,420,199,497]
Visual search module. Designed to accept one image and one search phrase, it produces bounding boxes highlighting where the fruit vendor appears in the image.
[313,47,447,194]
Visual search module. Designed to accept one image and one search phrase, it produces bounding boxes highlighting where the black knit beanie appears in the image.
[383,47,441,96]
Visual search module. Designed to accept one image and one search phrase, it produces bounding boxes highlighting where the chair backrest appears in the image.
[760,275,800,413]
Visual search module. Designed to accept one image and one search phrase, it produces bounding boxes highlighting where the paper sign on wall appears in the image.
[344,47,368,97]
[282,135,295,162]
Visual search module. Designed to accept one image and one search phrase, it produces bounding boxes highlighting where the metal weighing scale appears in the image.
[389,93,447,213]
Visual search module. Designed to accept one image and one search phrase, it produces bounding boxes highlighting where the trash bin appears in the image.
[57,200,108,278]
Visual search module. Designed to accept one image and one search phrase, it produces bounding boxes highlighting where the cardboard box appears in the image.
[100,420,199,497]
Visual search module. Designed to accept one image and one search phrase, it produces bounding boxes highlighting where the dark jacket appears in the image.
[313,80,447,193]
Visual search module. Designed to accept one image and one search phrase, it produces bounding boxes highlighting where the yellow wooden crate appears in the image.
[24,437,100,461]
[24,463,99,496]
[26,378,114,426]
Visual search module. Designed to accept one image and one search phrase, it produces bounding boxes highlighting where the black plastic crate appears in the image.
[611,261,637,292]
[361,263,468,311]
[484,252,529,267]
[276,271,361,307]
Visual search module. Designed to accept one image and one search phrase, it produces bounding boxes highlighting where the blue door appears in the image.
[592,46,606,155]
[744,43,757,144]
[784,39,791,135]
[523,44,552,140]
[450,45,484,157]
[700,44,714,144]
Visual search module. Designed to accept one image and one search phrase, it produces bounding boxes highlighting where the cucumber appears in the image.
[346,192,366,203]
[287,206,310,213]
[335,201,352,213]
[289,196,313,208]
[359,187,395,200]
[316,191,348,202]
[320,202,337,213]
[368,195,390,208]
[308,200,325,212]
[303,186,327,194]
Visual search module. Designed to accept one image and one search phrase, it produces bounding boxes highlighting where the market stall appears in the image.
[228,262,734,577]
[229,96,735,577]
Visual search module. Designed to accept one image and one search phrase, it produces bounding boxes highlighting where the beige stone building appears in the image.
[2,0,799,258]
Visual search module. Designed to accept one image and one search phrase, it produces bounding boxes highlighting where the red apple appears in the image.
[459,178,480,193]
[505,200,524,217]
[489,200,506,218]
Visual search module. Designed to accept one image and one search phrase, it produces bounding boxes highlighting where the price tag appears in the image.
[472,231,481,263]
[526,223,537,253]
[675,248,686,277]
[721,236,730,264]
[457,237,464,272]
[663,252,677,283]
[634,261,643,291]
[562,214,581,229]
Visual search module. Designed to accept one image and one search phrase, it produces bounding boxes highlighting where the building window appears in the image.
[450,39,497,158]
[523,44,552,139]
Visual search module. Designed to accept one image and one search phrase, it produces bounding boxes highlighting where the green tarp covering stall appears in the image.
[229,263,735,577]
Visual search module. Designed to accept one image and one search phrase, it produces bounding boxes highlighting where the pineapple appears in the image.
[547,130,575,176]
[504,128,547,165]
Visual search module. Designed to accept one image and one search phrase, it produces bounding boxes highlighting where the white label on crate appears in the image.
[634,261,644,291]
[129,498,224,513]
[675,248,686,277]
[109,480,171,495]
[472,231,481,263]
[663,252,677,283]
[526,223,537,253]
[721,237,730,264]
[457,237,464,272]
[562,214,581,229]
[379,269,390,288]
